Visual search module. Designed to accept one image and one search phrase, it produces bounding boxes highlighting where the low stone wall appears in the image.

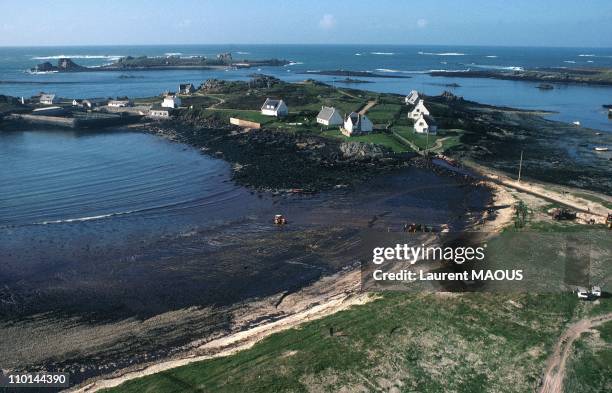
[230,117,261,129]
[10,113,141,129]
[16,114,76,127]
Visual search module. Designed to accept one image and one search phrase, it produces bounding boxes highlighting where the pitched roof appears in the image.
[346,112,370,129]
[419,114,437,126]
[317,106,338,121]
[40,93,55,101]
[261,98,285,111]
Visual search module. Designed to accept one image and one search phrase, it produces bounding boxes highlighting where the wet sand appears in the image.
[0,165,490,387]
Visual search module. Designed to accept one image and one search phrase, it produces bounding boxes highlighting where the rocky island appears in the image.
[30,53,291,73]
[302,70,411,79]
[429,67,612,86]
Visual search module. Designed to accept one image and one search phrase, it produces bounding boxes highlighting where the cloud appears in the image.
[319,14,336,30]
[416,18,428,28]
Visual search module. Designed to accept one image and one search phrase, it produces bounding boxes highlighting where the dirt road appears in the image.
[539,313,612,393]
[467,162,611,222]
[358,100,377,115]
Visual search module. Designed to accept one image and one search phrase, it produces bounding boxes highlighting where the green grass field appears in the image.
[104,292,588,393]
[564,320,612,393]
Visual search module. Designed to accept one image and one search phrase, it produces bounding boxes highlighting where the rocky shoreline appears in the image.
[302,70,411,79]
[143,114,415,193]
[429,67,612,86]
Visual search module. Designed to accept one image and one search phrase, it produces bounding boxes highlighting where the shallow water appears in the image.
[0,129,488,319]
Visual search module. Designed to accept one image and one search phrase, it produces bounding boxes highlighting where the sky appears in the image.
[1,0,611,47]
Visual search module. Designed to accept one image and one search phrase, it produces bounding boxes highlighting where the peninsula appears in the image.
[2,76,611,393]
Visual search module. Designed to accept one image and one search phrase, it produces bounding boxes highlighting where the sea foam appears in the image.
[419,51,465,56]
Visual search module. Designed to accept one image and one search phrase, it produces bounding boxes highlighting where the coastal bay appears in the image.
[1,44,611,391]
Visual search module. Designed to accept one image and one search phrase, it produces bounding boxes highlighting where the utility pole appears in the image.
[517,150,523,183]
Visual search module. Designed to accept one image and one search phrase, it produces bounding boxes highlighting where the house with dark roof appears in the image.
[40,93,56,105]
[316,106,343,126]
[342,112,373,136]
[405,90,419,105]
[261,98,288,117]
[179,83,195,95]
[414,114,437,134]
[409,99,430,120]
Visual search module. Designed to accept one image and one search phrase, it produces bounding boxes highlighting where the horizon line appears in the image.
[1,43,612,49]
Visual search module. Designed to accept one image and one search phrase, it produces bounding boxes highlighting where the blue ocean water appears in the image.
[1,44,612,131]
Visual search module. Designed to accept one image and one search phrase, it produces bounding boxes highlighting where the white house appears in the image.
[179,83,195,95]
[149,106,172,118]
[162,95,182,109]
[261,98,288,117]
[405,90,419,105]
[108,99,132,108]
[342,112,373,136]
[316,106,343,126]
[409,99,430,120]
[40,94,56,105]
[414,114,438,134]
[72,99,83,107]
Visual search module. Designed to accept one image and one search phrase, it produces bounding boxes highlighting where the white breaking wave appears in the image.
[31,55,123,60]
[34,211,134,225]
[371,52,395,55]
[236,51,250,55]
[355,53,362,56]
[379,68,469,74]
[419,51,465,56]
[26,70,59,74]
[427,69,470,73]
[485,55,498,58]
[164,52,182,56]
[469,64,524,71]
[563,60,576,64]
[29,197,209,226]
[578,54,595,57]
[587,60,594,63]
[284,61,304,66]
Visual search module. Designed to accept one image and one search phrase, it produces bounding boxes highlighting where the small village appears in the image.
[3,76,452,158]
